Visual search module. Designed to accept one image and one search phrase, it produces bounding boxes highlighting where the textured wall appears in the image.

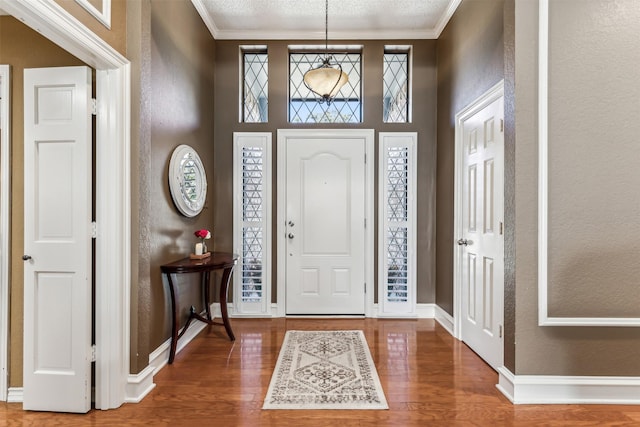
[54,0,127,56]
[0,16,85,387]
[546,0,640,318]
[514,0,640,375]
[435,0,505,316]
[213,40,438,305]
[127,0,216,373]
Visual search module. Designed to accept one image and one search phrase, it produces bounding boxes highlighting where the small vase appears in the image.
[202,241,207,254]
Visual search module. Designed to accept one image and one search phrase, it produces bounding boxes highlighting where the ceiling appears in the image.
[192,0,462,40]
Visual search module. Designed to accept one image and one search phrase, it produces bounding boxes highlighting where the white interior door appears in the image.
[23,66,92,412]
[285,136,366,314]
[459,94,504,370]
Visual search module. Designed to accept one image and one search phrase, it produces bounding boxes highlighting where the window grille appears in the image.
[242,50,268,123]
[289,51,362,123]
[383,49,410,123]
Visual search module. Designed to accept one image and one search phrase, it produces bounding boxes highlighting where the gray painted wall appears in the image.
[435,0,506,317]
[127,0,217,373]
[514,0,640,375]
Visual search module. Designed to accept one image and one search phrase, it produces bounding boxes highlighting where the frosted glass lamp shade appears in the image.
[303,64,349,101]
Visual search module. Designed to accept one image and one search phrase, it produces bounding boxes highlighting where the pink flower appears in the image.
[194,229,211,239]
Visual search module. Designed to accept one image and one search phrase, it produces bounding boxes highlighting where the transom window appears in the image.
[383,47,410,123]
[289,51,362,124]
[242,48,268,123]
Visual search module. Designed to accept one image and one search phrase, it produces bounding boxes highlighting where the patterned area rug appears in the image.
[262,330,388,410]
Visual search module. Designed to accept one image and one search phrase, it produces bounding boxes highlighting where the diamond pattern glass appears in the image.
[241,147,264,302]
[243,52,268,123]
[242,147,263,222]
[387,147,408,222]
[289,52,362,123]
[383,52,409,123]
[241,227,263,302]
[386,146,409,303]
[387,227,408,302]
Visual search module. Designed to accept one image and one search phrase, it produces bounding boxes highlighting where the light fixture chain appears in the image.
[325,0,328,52]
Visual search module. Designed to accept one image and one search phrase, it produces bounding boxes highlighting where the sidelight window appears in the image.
[233,133,272,315]
[379,133,417,316]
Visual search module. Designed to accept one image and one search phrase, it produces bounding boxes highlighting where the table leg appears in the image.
[166,273,179,364]
[203,271,212,321]
[219,266,236,341]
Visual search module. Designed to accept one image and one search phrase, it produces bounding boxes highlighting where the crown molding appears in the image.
[191,0,460,41]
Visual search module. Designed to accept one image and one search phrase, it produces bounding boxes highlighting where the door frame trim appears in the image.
[276,129,375,317]
[1,0,130,409]
[453,80,504,340]
[0,65,11,402]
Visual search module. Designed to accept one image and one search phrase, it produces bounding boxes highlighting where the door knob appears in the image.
[22,255,32,260]
[457,239,468,246]
[288,233,295,239]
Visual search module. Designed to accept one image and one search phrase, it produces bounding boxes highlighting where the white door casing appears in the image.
[277,129,374,316]
[0,65,10,402]
[454,81,504,370]
[23,66,92,412]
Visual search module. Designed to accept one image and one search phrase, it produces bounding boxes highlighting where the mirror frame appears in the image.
[168,144,208,217]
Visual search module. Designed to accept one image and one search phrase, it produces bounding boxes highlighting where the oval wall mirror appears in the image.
[168,144,207,217]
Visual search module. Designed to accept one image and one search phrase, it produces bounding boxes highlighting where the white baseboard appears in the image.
[416,303,435,318]
[125,307,209,403]
[497,367,640,404]
[370,303,435,319]
[230,303,280,318]
[7,387,23,403]
[124,365,155,403]
[434,305,455,336]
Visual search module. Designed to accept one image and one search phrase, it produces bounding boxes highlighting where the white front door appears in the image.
[23,66,92,412]
[285,136,366,314]
[459,92,504,370]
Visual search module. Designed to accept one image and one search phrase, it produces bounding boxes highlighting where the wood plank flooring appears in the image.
[3,318,640,426]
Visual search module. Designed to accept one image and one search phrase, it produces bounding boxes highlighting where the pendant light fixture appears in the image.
[303,0,349,105]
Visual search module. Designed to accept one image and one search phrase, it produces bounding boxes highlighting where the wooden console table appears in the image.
[161,252,238,364]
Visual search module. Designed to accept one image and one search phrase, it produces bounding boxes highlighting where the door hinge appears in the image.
[499,325,503,338]
[364,153,367,164]
[91,221,97,239]
[90,344,97,362]
[364,218,367,228]
[91,98,98,116]
[364,283,366,294]
[499,221,504,235]
[500,119,504,133]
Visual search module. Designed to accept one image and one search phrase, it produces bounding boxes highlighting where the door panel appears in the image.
[23,66,92,413]
[460,95,504,370]
[286,137,365,314]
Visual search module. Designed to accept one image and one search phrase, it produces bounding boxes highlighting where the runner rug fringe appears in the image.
[262,330,388,410]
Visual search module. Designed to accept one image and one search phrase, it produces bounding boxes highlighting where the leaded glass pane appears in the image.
[242,147,263,222]
[289,52,362,123]
[241,147,264,303]
[383,52,409,123]
[243,52,268,123]
[241,227,263,302]
[387,227,408,302]
[387,147,408,222]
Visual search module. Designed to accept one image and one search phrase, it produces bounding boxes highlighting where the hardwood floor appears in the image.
[3,318,640,426]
